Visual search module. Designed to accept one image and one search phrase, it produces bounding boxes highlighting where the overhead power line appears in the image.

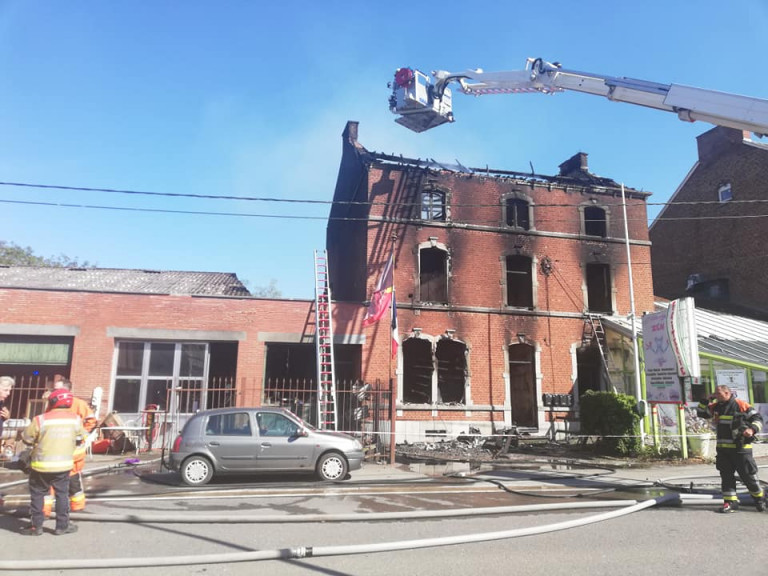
[2,180,768,210]
[0,197,766,225]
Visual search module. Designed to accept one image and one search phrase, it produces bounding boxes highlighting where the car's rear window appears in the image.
[205,412,252,436]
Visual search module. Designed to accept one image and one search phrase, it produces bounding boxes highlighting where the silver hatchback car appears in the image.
[169,407,364,486]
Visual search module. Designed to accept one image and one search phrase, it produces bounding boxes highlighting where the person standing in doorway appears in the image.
[0,376,16,458]
[697,384,766,513]
[0,376,15,436]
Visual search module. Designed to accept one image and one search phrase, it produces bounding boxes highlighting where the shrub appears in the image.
[579,390,642,456]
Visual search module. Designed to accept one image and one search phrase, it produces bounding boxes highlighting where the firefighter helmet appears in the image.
[47,388,74,410]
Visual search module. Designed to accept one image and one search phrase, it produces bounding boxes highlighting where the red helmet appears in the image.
[48,388,74,410]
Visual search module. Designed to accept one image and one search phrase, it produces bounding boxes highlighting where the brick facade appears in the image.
[328,122,655,439]
[650,127,768,320]
[0,288,363,417]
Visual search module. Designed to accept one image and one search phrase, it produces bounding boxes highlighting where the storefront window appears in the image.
[112,341,208,415]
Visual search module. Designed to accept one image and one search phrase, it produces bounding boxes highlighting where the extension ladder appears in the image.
[313,250,337,430]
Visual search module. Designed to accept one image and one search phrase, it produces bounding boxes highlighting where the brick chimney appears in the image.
[343,121,359,145]
[558,152,589,177]
[696,126,750,163]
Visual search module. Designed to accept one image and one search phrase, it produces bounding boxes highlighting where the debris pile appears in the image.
[397,426,521,462]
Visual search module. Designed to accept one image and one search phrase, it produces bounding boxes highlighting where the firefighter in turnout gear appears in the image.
[20,388,86,535]
[41,377,96,516]
[696,385,766,513]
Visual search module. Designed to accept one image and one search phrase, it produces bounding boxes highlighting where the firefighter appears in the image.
[696,384,766,513]
[20,388,86,535]
[41,377,97,516]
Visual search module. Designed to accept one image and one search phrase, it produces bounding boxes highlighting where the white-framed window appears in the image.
[421,188,447,221]
[718,182,732,203]
[112,341,208,416]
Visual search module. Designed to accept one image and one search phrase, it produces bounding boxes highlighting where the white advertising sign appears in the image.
[643,310,683,403]
[716,369,749,401]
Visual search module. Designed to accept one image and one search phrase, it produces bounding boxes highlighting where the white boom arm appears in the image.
[389,58,768,135]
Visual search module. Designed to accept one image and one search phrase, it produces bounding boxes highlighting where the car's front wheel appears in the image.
[181,455,214,486]
[316,451,348,481]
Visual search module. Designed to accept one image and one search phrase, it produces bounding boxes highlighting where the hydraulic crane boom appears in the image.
[389,57,768,136]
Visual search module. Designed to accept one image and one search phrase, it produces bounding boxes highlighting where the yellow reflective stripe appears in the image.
[32,460,74,473]
[716,442,753,449]
[720,415,734,421]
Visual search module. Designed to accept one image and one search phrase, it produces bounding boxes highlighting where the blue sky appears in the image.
[0,1,766,298]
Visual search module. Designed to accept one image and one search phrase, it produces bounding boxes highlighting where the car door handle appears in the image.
[208,441,220,446]
[261,443,272,447]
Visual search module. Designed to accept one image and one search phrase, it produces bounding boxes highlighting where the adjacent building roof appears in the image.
[0,266,251,297]
[603,301,768,370]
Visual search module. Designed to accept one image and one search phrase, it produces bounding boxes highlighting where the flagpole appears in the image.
[389,233,397,465]
[622,183,645,440]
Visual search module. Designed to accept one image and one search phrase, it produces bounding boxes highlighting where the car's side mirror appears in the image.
[297,427,309,438]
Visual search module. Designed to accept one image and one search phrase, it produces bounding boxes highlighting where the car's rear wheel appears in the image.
[181,455,214,486]
[316,451,348,481]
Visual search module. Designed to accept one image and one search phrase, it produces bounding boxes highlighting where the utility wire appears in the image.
[1,180,768,210]
[0,198,764,226]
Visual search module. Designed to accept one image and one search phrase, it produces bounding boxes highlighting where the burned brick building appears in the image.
[328,122,656,440]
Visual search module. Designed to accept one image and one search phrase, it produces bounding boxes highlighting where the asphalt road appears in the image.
[1,455,766,575]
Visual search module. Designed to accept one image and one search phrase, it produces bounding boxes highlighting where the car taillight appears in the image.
[172,435,183,453]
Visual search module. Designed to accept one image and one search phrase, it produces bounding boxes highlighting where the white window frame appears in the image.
[718,182,732,203]
[111,341,210,419]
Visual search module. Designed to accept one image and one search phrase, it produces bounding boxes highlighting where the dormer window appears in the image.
[718,183,732,203]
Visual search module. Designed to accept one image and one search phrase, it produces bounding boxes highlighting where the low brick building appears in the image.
[0,267,364,428]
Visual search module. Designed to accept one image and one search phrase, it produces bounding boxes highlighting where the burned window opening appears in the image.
[402,337,433,403]
[508,343,537,428]
[506,255,534,308]
[419,247,448,303]
[505,198,530,230]
[584,206,607,237]
[586,263,612,313]
[421,189,446,221]
[436,338,466,404]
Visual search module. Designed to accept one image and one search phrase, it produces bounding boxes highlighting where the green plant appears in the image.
[579,390,642,456]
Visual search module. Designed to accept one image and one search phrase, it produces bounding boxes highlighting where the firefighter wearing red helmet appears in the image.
[41,377,97,515]
[19,387,86,536]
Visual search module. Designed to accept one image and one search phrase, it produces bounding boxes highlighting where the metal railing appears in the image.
[2,376,394,463]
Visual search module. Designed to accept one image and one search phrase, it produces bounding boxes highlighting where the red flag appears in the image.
[362,255,394,327]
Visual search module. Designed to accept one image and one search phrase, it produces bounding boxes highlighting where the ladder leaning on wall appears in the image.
[587,314,621,393]
[313,250,337,430]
